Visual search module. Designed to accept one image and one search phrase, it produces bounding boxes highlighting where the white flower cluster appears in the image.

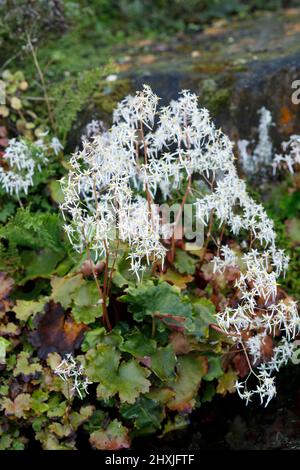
[0,135,62,196]
[81,119,106,141]
[61,86,299,405]
[212,245,238,274]
[236,337,295,406]
[238,107,273,174]
[272,135,300,174]
[54,353,92,399]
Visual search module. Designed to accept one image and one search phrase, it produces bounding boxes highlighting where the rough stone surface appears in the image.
[75,9,300,177]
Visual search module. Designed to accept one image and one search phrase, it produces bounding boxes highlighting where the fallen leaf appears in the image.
[29,301,88,359]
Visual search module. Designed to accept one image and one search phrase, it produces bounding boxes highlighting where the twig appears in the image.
[26,35,56,131]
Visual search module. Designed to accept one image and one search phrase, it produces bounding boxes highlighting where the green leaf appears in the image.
[161,414,189,437]
[113,252,152,288]
[51,274,85,309]
[160,269,193,289]
[185,298,216,339]
[86,344,150,404]
[20,248,64,283]
[120,329,157,358]
[286,218,300,246]
[117,360,150,404]
[72,305,102,324]
[31,390,49,414]
[86,344,121,384]
[174,248,197,275]
[120,281,193,323]
[203,355,223,381]
[120,397,164,435]
[1,393,32,418]
[89,419,131,450]
[47,395,68,419]
[13,352,42,378]
[70,405,95,430]
[81,328,106,352]
[49,179,65,204]
[73,281,100,306]
[83,410,108,433]
[14,299,45,322]
[72,281,102,324]
[202,382,216,403]
[150,345,176,381]
[166,354,208,412]
[217,369,238,395]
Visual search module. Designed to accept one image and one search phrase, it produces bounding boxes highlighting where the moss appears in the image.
[200,78,232,115]
[93,78,132,118]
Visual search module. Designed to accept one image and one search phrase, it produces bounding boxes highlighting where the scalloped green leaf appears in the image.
[174,248,197,275]
[120,281,192,323]
[89,419,131,450]
[51,274,85,309]
[150,345,176,381]
[14,299,46,322]
[120,396,164,435]
[117,360,150,404]
[203,355,223,381]
[13,351,42,378]
[166,354,208,412]
[120,329,156,358]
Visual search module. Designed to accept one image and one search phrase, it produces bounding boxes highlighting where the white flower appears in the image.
[50,137,63,156]
[0,134,63,196]
[273,135,300,174]
[212,245,238,274]
[54,353,92,399]
[238,107,273,174]
[0,138,47,196]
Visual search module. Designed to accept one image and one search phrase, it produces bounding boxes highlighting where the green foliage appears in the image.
[50,66,112,140]
[174,248,197,275]
[0,208,68,280]
[120,397,165,436]
[120,280,193,322]
[0,257,228,449]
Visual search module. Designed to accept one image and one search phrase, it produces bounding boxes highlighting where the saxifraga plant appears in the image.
[60,85,300,406]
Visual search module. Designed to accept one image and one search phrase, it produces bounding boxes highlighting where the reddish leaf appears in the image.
[232,352,250,378]
[0,273,14,300]
[29,301,88,359]
[154,312,186,332]
[261,335,273,359]
[79,260,105,277]
[169,332,191,355]
[0,138,8,147]
[0,273,14,313]
[0,126,7,138]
